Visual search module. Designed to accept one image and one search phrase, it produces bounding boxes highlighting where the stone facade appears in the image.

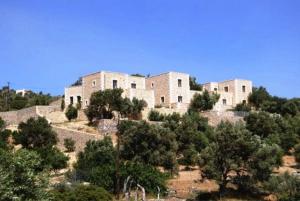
[65,71,155,109]
[203,79,252,111]
[65,70,252,112]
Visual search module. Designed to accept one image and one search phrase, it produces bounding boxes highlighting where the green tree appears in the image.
[189,90,220,112]
[264,172,300,201]
[245,112,298,152]
[0,149,51,200]
[74,137,116,191]
[294,143,300,163]
[199,121,282,197]
[0,117,5,131]
[234,102,251,112]
[13,117,68,170]
[61,98,65,111]
[148,110,165,121]
[248,86,272,109]
[190,76,203,91]
[64,138,76,152]
[65,105,78,121]
[118,120,178,171]
[13,117,57,149]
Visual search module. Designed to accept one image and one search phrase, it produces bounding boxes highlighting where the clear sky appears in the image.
[0,0,299,98]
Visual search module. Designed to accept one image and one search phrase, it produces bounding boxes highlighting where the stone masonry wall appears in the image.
[53,126,102,153]
[0,107,39,125]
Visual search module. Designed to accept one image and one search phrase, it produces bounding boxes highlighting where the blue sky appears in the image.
[0,0,299,98]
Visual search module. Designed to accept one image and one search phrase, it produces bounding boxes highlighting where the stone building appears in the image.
[65,70,252,112]
[65,71,155,109]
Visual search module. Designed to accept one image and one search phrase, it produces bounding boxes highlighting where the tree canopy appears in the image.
[189,90,220,112]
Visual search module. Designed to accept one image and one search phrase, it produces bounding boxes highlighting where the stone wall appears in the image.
[0,106,62,125]
[0,106,39,125]
[53,126,102,153]
[97,119,118,135]
[201,110,248,126]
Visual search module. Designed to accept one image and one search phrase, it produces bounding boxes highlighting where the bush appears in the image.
[189,90,220,112]
[234,103,251,112]
[148,110,165,121]
[294,143,300,163]
[51,184,113,201]
[65,105,78,121]
[64,138,76,152]
[61,98,65,111]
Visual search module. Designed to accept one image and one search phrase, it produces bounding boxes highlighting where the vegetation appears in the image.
[148,109,165,121]
[248,86,300,116]
[72,136,168,194]
[189,90,220,112]
[118,120,178,172]
[0,86,58,112]
[65,105,78,121]
[234,102,251,112]
[264,172,300,201]
[51,184,112,201]
[0,148,51,200]
[199,121,282,197]
[13,117,68,170]
[245,112,298,152]
[61,97,65,111]
[85,89,146,122]
[294,143,300,163]
[189,76,203,91]
[64,138,76,152]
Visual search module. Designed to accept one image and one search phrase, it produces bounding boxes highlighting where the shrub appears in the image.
[189,90,220,112]
[64,138,76,152]
[51,184,113,201]
[61,98,65,111]
[234,103,251,112]
[65,105,78,121]
[294,143,300,163]
[148,110,165,121]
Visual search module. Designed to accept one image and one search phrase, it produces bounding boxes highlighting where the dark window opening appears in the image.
[223,99,227,105]
[224,86,229,92]
[178,79,182,87]
[131,83,137,89]
[161,97,165,103]
[214,88,218,91]
[242,85,246,92]
[113,80,118,89]
[70,96,74,105]
[77,96,81,103]
[242,100,247,104]
[178,96,183,103]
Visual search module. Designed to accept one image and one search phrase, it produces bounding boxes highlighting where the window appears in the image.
[178,96,183,103]
[161,97,165,103]
[77,96,81,103]
[92,80,96,87]
[242,85,246,92]
[222,99,227,105]
[214,88,218,92]
[131,83,137,89]
[85,100,88,106]
[242,100,247,104]
[224,86,229,92]
[178,79,182,87]
[70,96,74,105]
[113,80,118,89]
[151,83,154,88]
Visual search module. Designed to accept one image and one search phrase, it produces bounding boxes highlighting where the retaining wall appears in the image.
[53,126,102,153]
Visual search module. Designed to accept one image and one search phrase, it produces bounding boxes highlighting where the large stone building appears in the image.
[65,70,252,112]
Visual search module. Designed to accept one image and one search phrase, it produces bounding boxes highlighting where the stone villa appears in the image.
[64,71,252,112]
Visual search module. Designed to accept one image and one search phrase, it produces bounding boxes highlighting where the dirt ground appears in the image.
[167,166,218,198]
